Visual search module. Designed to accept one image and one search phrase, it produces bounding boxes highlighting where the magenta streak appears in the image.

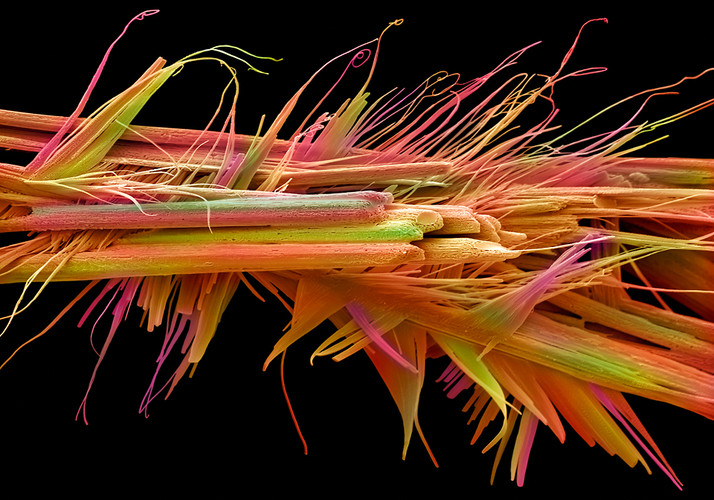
[346,302,417,374]
[590,384,683,490]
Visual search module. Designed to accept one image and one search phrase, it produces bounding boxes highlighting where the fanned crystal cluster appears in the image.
[1,11,712,489]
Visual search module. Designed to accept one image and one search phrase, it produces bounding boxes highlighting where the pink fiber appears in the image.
[590,384,683,490]
[346,302,417,374]
[26,10,159,173]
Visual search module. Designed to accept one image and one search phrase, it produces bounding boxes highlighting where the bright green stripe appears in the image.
[118,220,424,245]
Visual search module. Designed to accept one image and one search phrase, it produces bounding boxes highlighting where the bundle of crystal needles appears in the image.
[0,12,712,489]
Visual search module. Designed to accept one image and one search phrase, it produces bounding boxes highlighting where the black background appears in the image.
[1,3,712,497]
